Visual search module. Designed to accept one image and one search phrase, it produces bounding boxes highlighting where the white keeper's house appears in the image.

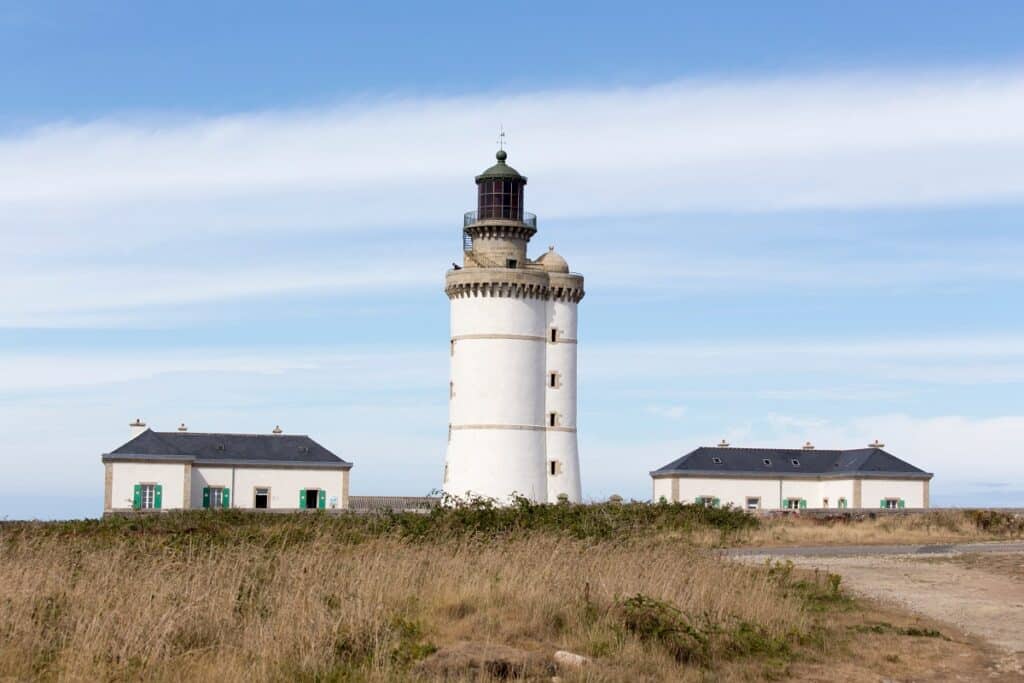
[102,420,352,512]
[651,441,933,510]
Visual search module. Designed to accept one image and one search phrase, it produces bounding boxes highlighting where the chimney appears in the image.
[868,439,885,448]
[802,441,815,450]
[178,422,188,432]
[717,439,730,448]
[272,425,283,435]
[129,418,147,439]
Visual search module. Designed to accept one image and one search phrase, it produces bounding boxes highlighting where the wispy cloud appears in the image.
[5,67,1024,221]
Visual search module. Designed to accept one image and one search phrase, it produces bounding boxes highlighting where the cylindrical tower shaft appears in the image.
[443,150,584,505]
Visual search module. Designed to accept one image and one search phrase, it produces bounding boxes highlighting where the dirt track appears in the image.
[737,543,1024,675]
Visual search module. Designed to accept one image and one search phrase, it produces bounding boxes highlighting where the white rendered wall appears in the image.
[819,480,856,508]
[676,477,783,510]
[778,480,822,507]
[653,477,673,503]
[110,462,187,510]
[191,466,234,507]
[230,467,346,509]
[861,479,926,508]
[545,299,581,502]
[446,295,548,503]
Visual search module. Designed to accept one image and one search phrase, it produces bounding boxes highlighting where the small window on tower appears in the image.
[550,328,558,343]
[506,259,518,269]
[549,460,558,476]
[549,372,558,388]
[549,412,557,427]
[449,381,454,398]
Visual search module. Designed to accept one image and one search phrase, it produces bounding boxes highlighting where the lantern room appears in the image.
[475,150,527,221]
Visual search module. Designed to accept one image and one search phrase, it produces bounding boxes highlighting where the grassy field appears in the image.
[1,502,1020,681]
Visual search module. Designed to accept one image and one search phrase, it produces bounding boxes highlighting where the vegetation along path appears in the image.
[735,542,1024,675]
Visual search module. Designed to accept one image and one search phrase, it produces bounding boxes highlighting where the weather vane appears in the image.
[497,125,507,152]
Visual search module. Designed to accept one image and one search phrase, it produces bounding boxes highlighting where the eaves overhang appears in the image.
[649,469,933,481]
[102,453,352,470]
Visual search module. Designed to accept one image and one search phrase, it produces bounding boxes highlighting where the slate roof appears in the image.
[102,430,351,469]
[651,447,931,479]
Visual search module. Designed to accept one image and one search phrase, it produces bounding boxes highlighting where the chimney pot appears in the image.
[129,418,147,438]
[272,425,283,435]
[717,439,730,448]
[868,439,885,448]
[178,423,188,432]
[802,441,815,450]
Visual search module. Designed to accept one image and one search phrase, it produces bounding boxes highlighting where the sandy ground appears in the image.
[739,544,1024,678]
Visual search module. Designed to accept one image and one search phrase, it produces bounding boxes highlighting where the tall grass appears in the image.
[0,503,1017,680]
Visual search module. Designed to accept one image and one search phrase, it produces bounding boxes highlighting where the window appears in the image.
[443,463,450,483]
[882,498,903,510]
[762,458,772,466]
[838,497,848,509]
[140,484,155,510]
[784,498,804,510]
[791,459,800,467]
[209,487,224,509]
[506,259,518,269]
[450,340,455,356]
[303,489,321,509]
[695,496,720,508]
[549,412,558,427]
[254,488,270,509]
[549,460,559,476]
[549,372,558,388]
[450,381,454,398]
[746,497,761,510]
[131,483,162,510]
[822,497,829,508]
[712,457,723,464]
[550,328,558,343]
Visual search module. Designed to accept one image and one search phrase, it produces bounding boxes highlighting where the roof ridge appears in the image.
[154,431,312,438]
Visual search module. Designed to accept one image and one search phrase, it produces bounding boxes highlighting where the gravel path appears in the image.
[733,542,1024,666]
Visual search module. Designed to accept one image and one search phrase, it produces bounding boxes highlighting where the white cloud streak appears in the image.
[4,67,1024,217]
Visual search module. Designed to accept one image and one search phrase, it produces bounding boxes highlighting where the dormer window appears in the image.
[791,459,800,467]
[506,259,518,269]
[712,457,723,464]
[762,458,772,466]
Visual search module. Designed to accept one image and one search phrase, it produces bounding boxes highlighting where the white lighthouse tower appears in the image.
[443,149,584,504]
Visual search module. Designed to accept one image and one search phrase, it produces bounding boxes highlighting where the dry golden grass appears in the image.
[1,506,1019,681]
[731,510,1024,548]
[0,530,813,681]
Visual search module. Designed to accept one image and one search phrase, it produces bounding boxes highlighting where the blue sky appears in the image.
[2,2,1024,518]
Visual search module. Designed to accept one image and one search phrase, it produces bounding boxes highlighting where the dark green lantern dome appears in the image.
[475,149,527,183]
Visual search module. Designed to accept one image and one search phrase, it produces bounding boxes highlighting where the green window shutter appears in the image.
[898,498,905,509]
[202,487,210,509]
[880,499,886,509]
[799,499,807,509]
[318,490,326,509]
[712,497,720,508]
[222,488,230,508]
[694,496,702,505]
[154,484,163,509]
[133,484,142,510]
[300,489,307,509]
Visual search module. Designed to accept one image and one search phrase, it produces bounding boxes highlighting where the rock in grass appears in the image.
[553,650,591,668]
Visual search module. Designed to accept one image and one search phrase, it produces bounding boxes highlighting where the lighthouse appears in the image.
[443,149,584,504]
